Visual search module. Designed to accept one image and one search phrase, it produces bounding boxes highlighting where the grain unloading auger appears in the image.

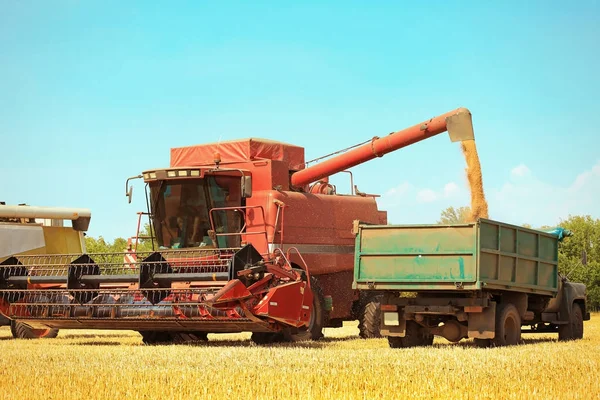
[0,245,313,344]
[0,107,475,344]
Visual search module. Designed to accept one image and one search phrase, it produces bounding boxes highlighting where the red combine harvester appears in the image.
[0,108,475,344]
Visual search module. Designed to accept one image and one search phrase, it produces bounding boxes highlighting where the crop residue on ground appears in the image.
[0,316,599,400]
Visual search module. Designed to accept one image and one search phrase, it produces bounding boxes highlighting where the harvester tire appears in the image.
[172,332,209,343]
[387,321,433,348]
[251,276,327,345]
[288,275,327,341]
[139,331,174,345]
[251,332,283,345]
[558,303,584,341]
[10,321,59,339]
[358,295,382,339]
[492,303,521,347]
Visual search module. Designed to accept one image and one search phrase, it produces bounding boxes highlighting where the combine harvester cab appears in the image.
[0,203,91,339]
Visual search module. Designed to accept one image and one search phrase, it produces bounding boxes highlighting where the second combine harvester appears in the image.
[0,108,475,344]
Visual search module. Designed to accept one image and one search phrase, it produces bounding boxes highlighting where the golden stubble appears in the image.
[1,315,599,400]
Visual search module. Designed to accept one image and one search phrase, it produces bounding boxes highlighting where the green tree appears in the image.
[438,206,471,224]
[135,223,157,252]
[555,215,600,309]
[85,236,130,253]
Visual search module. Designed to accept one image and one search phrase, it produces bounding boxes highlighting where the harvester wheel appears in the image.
[558,303,584,341]
[287,275,327,341]
[250,332,283,345]
[358,295,382,339]
[388,321,433,348]
[250,276,327,345]
[139,331,174,345]
[172,332,209,343]
[10,321,59,339]
[492,303,521,347]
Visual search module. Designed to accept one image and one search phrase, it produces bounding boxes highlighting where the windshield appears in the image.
[149,176,242,249]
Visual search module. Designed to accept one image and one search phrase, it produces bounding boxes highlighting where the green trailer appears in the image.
[352,218,590,347]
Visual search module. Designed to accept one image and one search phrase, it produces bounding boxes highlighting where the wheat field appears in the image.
[0,314,598,400]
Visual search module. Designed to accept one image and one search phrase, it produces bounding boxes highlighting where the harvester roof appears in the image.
[170,138,305,170]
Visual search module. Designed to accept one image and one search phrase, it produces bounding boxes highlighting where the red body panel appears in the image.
[171,138,305,171]
[158,108,466,323]
[166,148,387,322]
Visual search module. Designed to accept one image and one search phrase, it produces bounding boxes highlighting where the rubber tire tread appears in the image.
[388,321,433,348]
[139,331,173,345]
[492,303,521,347]
[358,295,382,339]
[287,275,328,342]
[11,321,59,339]
[251,276,328,345]
[473,338,492,348]
[558,303,584,341]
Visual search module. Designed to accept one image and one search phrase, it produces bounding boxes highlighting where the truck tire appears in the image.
[473,338,492,348]
[493,303,521,347]
[10,320,59,339]
[558,303,584,341]
[388,321,433,348]
[358,295,382,339]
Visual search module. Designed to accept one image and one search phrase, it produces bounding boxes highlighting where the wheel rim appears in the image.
[30,328,53,338]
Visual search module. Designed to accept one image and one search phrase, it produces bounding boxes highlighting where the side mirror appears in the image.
[125,174,143,204]
[127,186,133,204]
[241,176,252,198]
[582,250,588,266]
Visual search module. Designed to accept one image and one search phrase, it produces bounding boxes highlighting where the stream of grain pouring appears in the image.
[461,140,489,221]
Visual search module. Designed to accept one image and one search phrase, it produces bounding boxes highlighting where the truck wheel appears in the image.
[10,320,59,339]
[388,321,433,348]
[493,303,521,347]
[559,303,584,341]
[473,338,492,348]
[358,295,382,339]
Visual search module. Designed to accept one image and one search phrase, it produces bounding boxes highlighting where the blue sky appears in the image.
[1,1,599,240]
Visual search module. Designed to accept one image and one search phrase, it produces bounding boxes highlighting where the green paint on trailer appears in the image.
[353,218,559,296]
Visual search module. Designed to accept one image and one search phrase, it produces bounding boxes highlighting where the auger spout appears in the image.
[290,107,474,187]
